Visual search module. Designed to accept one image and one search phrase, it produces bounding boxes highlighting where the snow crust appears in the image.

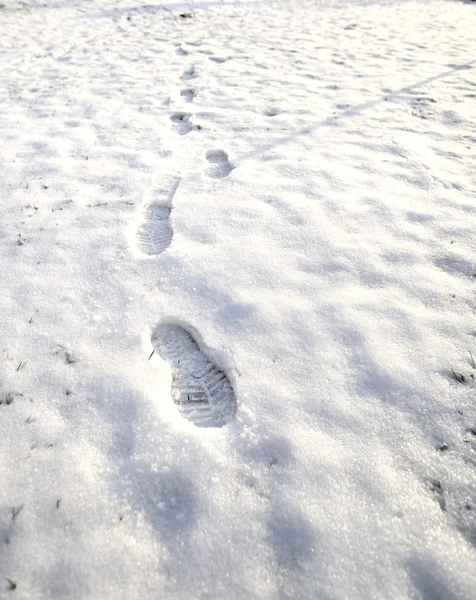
[1,0,475,597]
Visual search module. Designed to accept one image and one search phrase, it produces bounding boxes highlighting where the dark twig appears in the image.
[451,369,466,383]
[12,505,23,521]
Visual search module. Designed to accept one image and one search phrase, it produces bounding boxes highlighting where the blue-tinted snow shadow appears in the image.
[83,371,308,593]
[237,434,295,469]
[85,368,323,592]
[233,433,319,593]
[405,556,459,600]
[153,265,258,336]
[264,502,320,599]
[239,60,476,163]
[88,366,320,590]
[433,254,476,279]
[267,504,316,571]
[80,373,201,556]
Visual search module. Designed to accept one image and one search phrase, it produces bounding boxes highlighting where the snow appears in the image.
[1,0,476,597]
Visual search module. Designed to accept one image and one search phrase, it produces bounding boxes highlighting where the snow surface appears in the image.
[1,0,476,597]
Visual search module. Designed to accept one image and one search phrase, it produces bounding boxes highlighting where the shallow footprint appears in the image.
[135,179,180,255]
[209,55,229,64]
[151,323,236,428]
[176,44,189,56]
[205,149,234,179]
[181,64,197,80]
[136,205,173,255]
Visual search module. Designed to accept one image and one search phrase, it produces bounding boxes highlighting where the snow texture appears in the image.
[0,0,476,598]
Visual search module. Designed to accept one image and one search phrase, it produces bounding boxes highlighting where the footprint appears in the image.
[135,179,180,255]
[170,111,193,135]
[180,88,196,103]
[208,56,229,64]
[205,149,234,179]
[151,323,236,428]
[181,64,197,80]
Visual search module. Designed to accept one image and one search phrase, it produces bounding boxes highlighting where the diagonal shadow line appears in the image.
[238,59,476,163]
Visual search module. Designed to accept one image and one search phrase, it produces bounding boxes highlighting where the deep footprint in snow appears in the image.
[181,64,197,80]
[151,323,236,428]
[180,87,196,103]
[135,179,180,255]
[205,149,234,179]
[170,111,194,135]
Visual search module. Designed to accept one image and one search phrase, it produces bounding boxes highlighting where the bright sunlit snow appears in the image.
[1,0,475,597]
